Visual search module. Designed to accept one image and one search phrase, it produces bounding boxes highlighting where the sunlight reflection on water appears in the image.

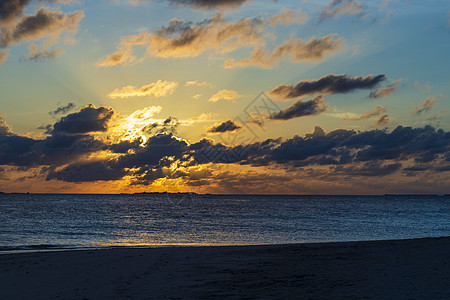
[0,194,449,250]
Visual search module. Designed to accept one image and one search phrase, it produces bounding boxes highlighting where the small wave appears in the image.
[0,244,100,254]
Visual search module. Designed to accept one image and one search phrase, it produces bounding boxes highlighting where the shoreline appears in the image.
[1,236,449,299]
[1,235,448,255]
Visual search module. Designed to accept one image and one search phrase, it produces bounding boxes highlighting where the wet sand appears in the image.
[1,237,449,299]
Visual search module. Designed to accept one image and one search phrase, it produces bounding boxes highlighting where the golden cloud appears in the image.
[107,80,178,99]
[209,89,243,102]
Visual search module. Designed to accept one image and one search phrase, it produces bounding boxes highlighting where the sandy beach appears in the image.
[1,237,449,299]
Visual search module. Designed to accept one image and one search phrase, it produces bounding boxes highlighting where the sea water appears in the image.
[0,194,449,251]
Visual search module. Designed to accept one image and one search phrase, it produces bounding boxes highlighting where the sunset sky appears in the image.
[0,0,449,194]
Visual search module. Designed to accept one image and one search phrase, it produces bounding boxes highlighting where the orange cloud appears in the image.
[0,50,8,66]
[225,35,342,69]
[269,8,309,27]
[96,9,340,69]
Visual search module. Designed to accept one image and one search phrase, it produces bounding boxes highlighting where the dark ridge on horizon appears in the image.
[0,192,449,197]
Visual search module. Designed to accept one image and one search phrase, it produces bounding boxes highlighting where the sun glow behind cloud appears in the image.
[111,106,163,144]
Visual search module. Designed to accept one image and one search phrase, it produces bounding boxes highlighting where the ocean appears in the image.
[0,194,449,251]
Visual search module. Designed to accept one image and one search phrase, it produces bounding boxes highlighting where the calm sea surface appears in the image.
[0,194,449,251]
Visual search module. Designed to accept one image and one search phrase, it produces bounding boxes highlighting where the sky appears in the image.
[0,0,449,194]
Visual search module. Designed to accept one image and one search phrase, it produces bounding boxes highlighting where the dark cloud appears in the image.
[207,119,241,133]
[108,139,143,154]
[37,124,53,134]
[192,125,450,171]
[7,124,450,184]
[46,161,128,182]
[0,0,31,25]
[0,134,38,166]
[38,133,105,165]
[0,1,83,66]
[0,130,105,167]
[332,162,402,177]
[269,74,386,100]
[49,102,76,116]
[0,7,84,47]
[52,104,114,135]
[269,95,327,120]
[0,104,110,167]
[114,134,189,170]
[2,103,450,185]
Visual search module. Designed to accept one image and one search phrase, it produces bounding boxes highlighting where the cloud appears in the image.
[269,8,309,27]
[411,95,442,115]
[185,80,214,88]
[95,47,133,67]
[0,50,8,66]
[269,95,327,120]
[319,0,367,23]
[189,125,450,169]
[374,114,389,126]
[0,7,84,47]
[47,161,128,182]
[145,14,265,59]
[37,124,53,134]
[2,103,450,187]
[97,10,340,69]
[207,119,241,133]
[344,105,387,121]
[0,0,32,26]
[0,113,12,135]
[188,112,218,122]
[369,79,400,98]
[332,162,402,177]
[95,32,149,67]
[0,2,83,65]
[224,34,343,69]
[0,134,38,166]
[414,81,432,91]
[52,104,115,134]
[0,106,108,167]
[26,43,63,61]
[134,0,250,10]
[166,0,250,10]
[209,89,243,102]
[49,102,76,116]
[269,74,386,100]
[107,80,178,99]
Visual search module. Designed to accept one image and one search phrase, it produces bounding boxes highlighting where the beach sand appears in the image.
[1,237,449,299]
